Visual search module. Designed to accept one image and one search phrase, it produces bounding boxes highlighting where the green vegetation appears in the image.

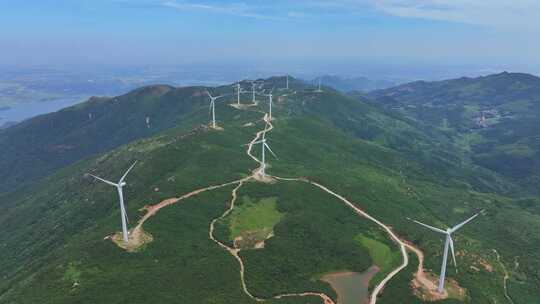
[62,262,82,285]
[367,72,540,193]
[228,197,284,239]
[355,234,400,285]
[237,181,374,299]
[1,75,540,304]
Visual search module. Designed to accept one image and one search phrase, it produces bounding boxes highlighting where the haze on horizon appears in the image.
[3,0,540,78]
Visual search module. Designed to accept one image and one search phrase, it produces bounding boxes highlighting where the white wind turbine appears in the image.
[261,88,274,120]
[234,82,245,106]
[88,161,138,244]
[408,212,481,293]
[206,90,224,128]
[249,81,262,104]
[315,77,323,93]
[253,132,277,177]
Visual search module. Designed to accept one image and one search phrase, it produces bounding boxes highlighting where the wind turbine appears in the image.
[249,80,262,104]
[261,88,274,120]
[88,161,138,244]
[315,77,323,93]
[206,90,224,128]
[286,74,289,90]
[234,82,244,105]
[253,133,277,177]
[408,212,481,293]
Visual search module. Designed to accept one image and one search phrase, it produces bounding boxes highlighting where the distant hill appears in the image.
[0,84,218,192]
[0,121,17,129]
[367,72,540,192]
[313,75,397,93]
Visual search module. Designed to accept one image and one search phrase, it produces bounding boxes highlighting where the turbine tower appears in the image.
[262,89,274,120]
[408,212,481,293]
[251,82,257,103]
[88,161,138,244]
[315,77,323,93]
[253,133,277,177]
[206,90,224,128]
[286,74,289,90]
[249,80,262,104]
[235,82,243,105]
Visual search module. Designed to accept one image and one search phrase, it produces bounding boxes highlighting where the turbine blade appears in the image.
[264,143,278,159]
[119,161,137,183]
[407,218,446,234]
[449,236,458,271]
[451,213,480,232]
[206,90,213,98]
[88,174,117,187]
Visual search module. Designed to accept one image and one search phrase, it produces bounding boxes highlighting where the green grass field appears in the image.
[228,196,284,239]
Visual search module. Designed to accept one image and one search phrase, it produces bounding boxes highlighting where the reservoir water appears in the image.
[320,266,379,304]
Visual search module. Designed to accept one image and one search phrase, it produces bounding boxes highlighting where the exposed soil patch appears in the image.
[234,230,274,249]
[251,169,276,183]
[411,271,466,302]
[230,103,257,110]
[110,227,153,252]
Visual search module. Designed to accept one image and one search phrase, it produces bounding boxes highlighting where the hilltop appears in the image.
[0,75,539,304]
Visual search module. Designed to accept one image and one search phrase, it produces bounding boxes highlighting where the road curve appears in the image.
[132,109,421,304]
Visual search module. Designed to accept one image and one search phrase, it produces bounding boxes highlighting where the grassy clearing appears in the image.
[355,235,393,268]
[355,234,401,288]
[228,196,284,240]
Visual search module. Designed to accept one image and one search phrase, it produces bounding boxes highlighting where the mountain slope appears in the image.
[367,72,540,194]
[1,78,539,304]
[0,84,213,193]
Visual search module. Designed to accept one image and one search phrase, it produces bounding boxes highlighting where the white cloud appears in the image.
[161,1,283,20]
[160,0,540,30]
[370,0,540,30]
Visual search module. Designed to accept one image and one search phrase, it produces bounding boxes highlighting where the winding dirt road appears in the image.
[493,249,514,304]
[130,108,425,304]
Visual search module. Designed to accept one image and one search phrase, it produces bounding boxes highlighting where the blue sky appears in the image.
[2,0,540,74]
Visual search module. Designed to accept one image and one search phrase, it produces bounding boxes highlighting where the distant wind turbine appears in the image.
[206,90,224,128]
[88,161,138,244]
[253,133,277,177]
[234,82,244,105]
[315,77,323,93]
[261,88,274,120]
[408,212,481,293]
[286,74,289,90]
[249,80,262,104]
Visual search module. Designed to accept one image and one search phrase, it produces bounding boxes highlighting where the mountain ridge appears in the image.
[1,75,539,303]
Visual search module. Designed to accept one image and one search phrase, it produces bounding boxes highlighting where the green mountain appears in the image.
[367,72,540,194]
[1,76,539,304]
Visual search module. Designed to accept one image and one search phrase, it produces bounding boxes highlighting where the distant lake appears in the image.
[0,97,86,128]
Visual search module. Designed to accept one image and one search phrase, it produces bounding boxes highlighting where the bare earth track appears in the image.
[122,108,431,303]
